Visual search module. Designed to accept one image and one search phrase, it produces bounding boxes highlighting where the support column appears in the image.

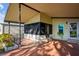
[8,22,10,34]
[3,24,5,34]
[19,3,21,46]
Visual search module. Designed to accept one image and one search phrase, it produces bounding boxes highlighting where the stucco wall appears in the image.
[52,18,79,40]
[40,13,52,24]
[24,12,52,41]
[25,13,40,24]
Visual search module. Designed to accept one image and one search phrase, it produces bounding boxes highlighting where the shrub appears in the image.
[0,34,14,50]
[6,42,14,47]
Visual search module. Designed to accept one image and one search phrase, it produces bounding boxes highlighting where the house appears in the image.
[4,3,79,43]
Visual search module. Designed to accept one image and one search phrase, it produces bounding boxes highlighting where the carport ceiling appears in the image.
[5,3,39,23]
[26,3,79,17]
[5,3,79,23]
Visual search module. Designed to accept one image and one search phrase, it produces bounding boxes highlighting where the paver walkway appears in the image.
[3,39,79,56]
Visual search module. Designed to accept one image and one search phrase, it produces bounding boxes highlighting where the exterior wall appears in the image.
[24,13,40,41]
[25,12,52,24]
[52,18,79,40]
[24,12,52,41]
[25,13,40,24]
[40,13,52,24]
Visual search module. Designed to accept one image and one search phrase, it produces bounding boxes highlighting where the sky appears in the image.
[0,3,9,23]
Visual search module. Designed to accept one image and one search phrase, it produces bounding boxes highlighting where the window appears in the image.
[58,24,64,35]
[70,23,77,37]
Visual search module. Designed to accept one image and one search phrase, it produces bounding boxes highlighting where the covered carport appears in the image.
[4,3,79,56]
[5,3,79,46]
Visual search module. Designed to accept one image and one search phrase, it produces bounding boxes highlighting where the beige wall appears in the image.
[25,13,40,24]
[52,18,79,40]
[25,12,52,25]
[40,12,52,24]
[21,4,39,23]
